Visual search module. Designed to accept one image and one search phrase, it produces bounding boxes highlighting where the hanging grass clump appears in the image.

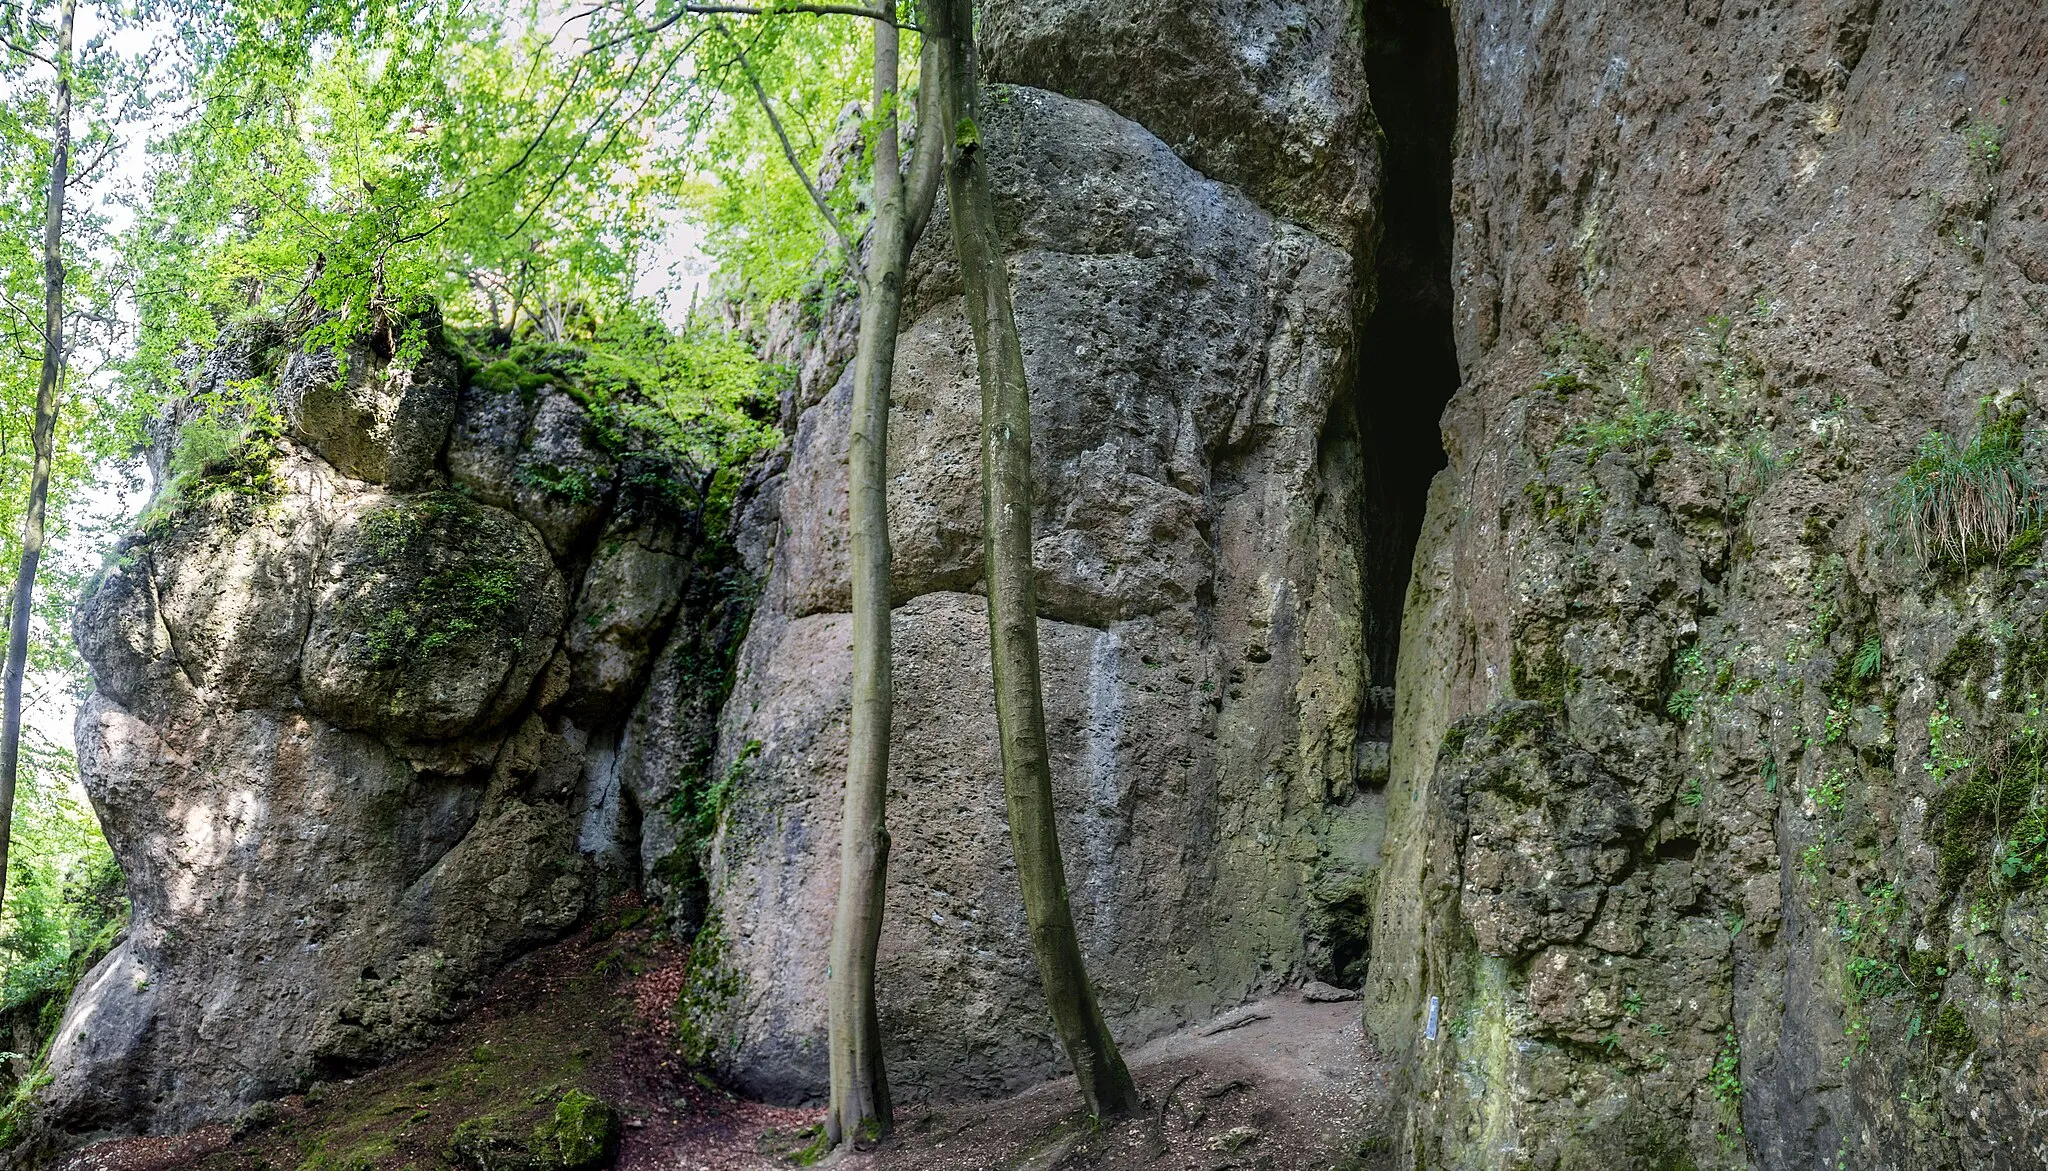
[1889,413,2041,569]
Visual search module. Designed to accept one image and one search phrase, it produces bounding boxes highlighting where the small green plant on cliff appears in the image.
[1560,388,1673,468]
[666,739,759,849]
[1888,413,2039,569]
[1929,706,2048,893]
[1925,701,1975,783]
[1709,1036,1740,1098]
[1708,1028,1744,1150]
[1809,768,1847,816]
[146,379,288,530]
[1964,101,2009,174]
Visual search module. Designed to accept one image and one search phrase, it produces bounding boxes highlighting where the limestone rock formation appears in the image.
[704,81,1382,1103]
[47,324,737,1137]
[45,3,2048,1166]
[981,0,1378,247]
[275,317,460,491]
[1367,2,2048,1167]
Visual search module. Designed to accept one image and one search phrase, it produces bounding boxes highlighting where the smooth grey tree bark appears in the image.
[926,0,1140,1121]
[0,0,77,913]
[824,5,943,1149]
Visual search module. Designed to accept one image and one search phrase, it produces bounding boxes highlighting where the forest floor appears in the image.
[50,907,1392,1171]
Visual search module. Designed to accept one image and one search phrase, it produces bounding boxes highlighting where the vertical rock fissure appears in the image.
[1353,0,1457,785]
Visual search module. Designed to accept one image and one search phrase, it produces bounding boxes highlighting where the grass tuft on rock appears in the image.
[1889,413,2040,570]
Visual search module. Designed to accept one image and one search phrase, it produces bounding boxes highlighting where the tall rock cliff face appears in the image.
[1369,2,2048,1168]
[48,323,749,1137]
[706,66,1387,1099]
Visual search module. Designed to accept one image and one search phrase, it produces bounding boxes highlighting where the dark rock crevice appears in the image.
[1352,0,1459,783]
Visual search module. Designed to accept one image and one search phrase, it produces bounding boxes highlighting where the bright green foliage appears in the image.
[676,15,875,305]
[0,738,126,1133]
[575,306,783,494]
[161,377,290,514]
[0,740,123,1018]
[1889,413,2039,569]
[124,0,672,408]
[124,0,881,411]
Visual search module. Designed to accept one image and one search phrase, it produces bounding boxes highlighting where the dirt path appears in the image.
[860,994,1392,1171]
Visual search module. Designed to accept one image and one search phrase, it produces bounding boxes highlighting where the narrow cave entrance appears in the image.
[1353,0,1458,783]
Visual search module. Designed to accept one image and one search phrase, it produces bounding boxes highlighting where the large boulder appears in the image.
[447,363,617,556]
[300,492,566,741]
[49,327,728,1137]
[981,0,1378,247]
[275,320,460,491]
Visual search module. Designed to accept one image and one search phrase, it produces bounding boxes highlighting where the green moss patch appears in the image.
[1509,643,1578,716]
[350,493,533,671]
[1929,1002,1977,1062]
[447,1089,618,1171]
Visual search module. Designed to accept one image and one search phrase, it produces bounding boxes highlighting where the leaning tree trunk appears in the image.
[0,0,76,913]
[825,3,944,1149]
[926,0,1140,1120]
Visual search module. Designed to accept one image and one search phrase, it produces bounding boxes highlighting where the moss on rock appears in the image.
[445,1089,618,1171]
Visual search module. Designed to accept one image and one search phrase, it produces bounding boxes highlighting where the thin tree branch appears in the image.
[65,135,118,188]
[720,19,850,255]
[685,3,900,22]
[586,1,909,56]
[0,35,49,64]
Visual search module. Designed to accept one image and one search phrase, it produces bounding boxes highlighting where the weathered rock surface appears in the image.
[55,3,2048,1165]
[47,327,736,1138]
[446,367,617,557]
[706,83,1379,1103]
[1367,2,2048,1167]
[276,322,460,491]
[981,0,1378,247]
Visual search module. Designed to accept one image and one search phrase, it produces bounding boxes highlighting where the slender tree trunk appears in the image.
[926,0,1139,1121]
[825,5,943,1149]
[0,0,76,913]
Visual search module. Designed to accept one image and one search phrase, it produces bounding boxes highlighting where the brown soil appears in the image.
[50,900,813,1171]
[50,915,1390,1171]
[860,996,1392,1171]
